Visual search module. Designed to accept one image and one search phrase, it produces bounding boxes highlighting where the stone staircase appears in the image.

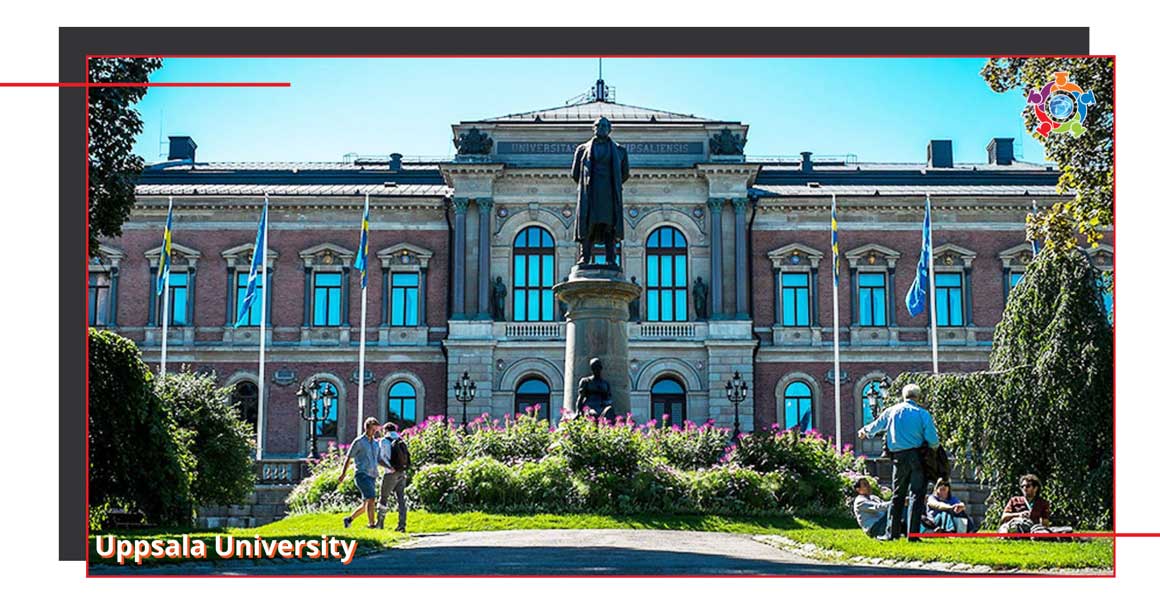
[194,459,306,529]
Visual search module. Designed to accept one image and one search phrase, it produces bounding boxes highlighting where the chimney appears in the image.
[927,140,953,168]
[168,136,197,163]
[800,151,813,173]
[389,153,403,171]
[987,138,1015,166]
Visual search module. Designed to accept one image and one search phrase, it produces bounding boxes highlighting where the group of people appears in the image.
[336,416,411,532]
[853,383,1062,541]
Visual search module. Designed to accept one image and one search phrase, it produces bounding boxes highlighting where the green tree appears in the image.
[88,329,194,529]
[87,58,162,254]
[981,57,1113,250]
[156,372,256,507]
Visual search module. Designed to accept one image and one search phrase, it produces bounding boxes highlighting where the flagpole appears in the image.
[831,194,842,452]
[257,195,269,460]
[356,193,369,431]
[927,194,940,374]
[159,196,173,379]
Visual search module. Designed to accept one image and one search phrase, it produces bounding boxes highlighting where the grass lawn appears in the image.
[90,511,1112,571]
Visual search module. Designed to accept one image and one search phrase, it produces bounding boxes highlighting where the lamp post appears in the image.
[865,375,892,459]
[725,371,748,442]
[453,370,476,426]
[296,378,335,459]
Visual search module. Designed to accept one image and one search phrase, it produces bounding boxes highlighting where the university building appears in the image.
[91,80,1113,463]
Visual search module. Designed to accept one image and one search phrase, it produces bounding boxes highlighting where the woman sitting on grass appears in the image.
[924,478,976,534]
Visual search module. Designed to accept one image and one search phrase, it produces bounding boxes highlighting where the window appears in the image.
[645,227,689,322]
[513,227,556,322]
[230,380,260,429]
[934,273,965,326]
[593,241,622,267]
[515,377,551,419]
[390,272,420,326]
[784,381,813,431]
[312,272,343,326]
[314,380,339,437]
[234,273,264,327]
[857,272,887,326]
[650,378,687,426]
[781,272,810,326]
[1097,271,1113,323]
[164,272,190,326]
[387,381,417,429]
[1009,271,1024,292]
[860,380,882,427]
[88,272,112,326]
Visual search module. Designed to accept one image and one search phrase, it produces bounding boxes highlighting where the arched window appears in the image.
[784,381,813,431]
[651,377,687,426]
[513,226,556,322]
[387,381,418,429]
[514,377,551,419]
[315,380,339,438]
[645,227,689,322]
[230,380,259,429]
[860,380,883,427]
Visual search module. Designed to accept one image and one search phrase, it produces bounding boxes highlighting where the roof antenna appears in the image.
[594,57,608,102]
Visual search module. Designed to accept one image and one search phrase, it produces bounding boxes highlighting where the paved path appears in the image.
[91,529,960,576]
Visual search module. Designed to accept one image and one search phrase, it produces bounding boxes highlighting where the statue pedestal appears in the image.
[553,266,642,417]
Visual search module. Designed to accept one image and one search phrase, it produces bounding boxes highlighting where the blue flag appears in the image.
[830,194,839,286]
[156,199,174,295]
[235,200,267,327]
[353,196,370,289]
[906,196,933,317]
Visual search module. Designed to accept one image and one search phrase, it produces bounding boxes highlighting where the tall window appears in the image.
[515,377,551,418]
[387,381,417,429]
[934,273,965,326]
[390,272,420,326]
[88,273,112,326]
[234,273,264,327]
[650,377,687,425]
[312,272,343,326]
[165,272,190,326]
[513,227,555,322]
[315,380,339,438]
[781,272,810,326]
[857,273,887,326]
[645,227,689,322]
[860,380,882,427]
[784,381,813,431]
[1009,271,1025,292]
[230,380,260,429]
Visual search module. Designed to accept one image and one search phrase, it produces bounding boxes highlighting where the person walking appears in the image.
[858,383,939,542]
[337,416,382,529]
[375,422,410,532]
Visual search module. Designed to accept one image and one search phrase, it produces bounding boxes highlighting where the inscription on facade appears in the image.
[496,141,704,155]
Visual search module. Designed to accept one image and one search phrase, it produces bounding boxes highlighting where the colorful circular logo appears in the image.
[1027,71,1096,138]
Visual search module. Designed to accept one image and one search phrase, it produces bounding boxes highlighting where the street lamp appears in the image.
[725,371,748,442]
[865,375,892,459]
[453,370,476,425]
[296,378,336,459]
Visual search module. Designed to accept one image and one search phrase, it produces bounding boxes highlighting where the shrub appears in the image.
[409,463,463,510]
[88,329,195,529]
[689,465,781,513]
[729,428,863,511]
[403,416,464,470]
[286,444,362,513]
[457,456,522,506]
[514,456,578,509]
[554,415,645,479]
[642,419,732,470]
[630,461,693,511]
[156,372,256,507]
[463,409,553,464]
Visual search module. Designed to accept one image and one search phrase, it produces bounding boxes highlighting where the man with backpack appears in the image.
[375,422,410,532]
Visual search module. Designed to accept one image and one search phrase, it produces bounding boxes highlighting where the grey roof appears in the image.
[135,183,450,197]
[758,161,1057,173]
[477,99,734,124]
[147,161,440,172]
[751,184,1063,197]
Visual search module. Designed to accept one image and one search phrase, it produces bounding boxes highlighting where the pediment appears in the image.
[144,241,202,267]
[999,243,1035,268]
[767,243,825,269]
[378,243,435,269]
[932,243,977,268]
[844,243,901,268]
[90,244,125,267]
[222,242,280,268]
[299,243,355,268]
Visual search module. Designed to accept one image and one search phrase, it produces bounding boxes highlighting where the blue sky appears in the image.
[131,57,1045,164]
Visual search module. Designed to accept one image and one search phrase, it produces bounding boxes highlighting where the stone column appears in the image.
[554,266,641,417]
[302,266,313,327]
[340,267,351,327]
[888,267,898,326]
[107,267,120,327]
[964,267,974,326]
[771,266,781,326]
[451,197,470,319]
[732,197,750,319]
[707,197,725,319]
[475,197,493,320]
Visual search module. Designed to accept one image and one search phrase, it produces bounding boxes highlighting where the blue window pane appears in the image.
[514,259,526,287]
[675,290,688,321]
[783,273,808,287]
[328,290,341,325]
[675,255,687,287]
[528,228,541,248]
[673,230,687,248]
[935,273,960,287]
[528,256,541,287]
[647,230,659,247]
[543,256,554,284]
[527,291,540,321]
[660,257,672,287]
[647,256,659,286]
[647,291,659,321]
[169,272,188,287]
[393,273,418,287]
[873,290,886,325]
[515,230,527,247]
[391,288,405,325]
[858,289,872,326]
[314,288,326,324]
[541,229,554,247]
[316,273,341,286]
[515,292,526,321]
[389,382,416,398]
[661,291,673,321]
[171,289,188,325]
[406,289,418,325]
[1010,272,1024,291]
[660,228,673,248]
[542,290,554,321]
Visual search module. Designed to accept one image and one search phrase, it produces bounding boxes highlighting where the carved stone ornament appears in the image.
[709,128,747,155]
[454,127,494,155]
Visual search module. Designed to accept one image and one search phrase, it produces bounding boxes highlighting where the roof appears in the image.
[135,183,450,197]
[751,184,1062,197]
[476,99,736,124]
[137,161,449,197]
[752,161,1065,196]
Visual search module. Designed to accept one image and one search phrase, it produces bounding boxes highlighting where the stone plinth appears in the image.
[553,266,642,417]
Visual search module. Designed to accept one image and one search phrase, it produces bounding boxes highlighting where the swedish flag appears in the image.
[353,195,370,289]
[156,198,174,295]
[830,194,839,286]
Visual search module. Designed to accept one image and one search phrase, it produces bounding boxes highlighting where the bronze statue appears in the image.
[693,276,709,320]
[577,357,614,417]
[571,117,629,268]
[491,276,507,321]
[628,276,641,322]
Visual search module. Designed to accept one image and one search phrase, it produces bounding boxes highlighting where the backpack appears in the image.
[388,437,411,471]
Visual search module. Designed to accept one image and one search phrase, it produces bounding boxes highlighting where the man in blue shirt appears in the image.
[858,383,939,542]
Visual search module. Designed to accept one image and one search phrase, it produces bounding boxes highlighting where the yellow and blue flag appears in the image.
[830,194,839,286]
[235,199,267,327]
[156,197,174,295]
[906,195,934,316]
[353,195,370,289]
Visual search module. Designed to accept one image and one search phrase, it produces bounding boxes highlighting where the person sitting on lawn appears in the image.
[852,477,891,539]
[925,478,975,533]
[998,473,1072,535]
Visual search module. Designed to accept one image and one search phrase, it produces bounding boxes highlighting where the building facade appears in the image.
[92,81,1113,459]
